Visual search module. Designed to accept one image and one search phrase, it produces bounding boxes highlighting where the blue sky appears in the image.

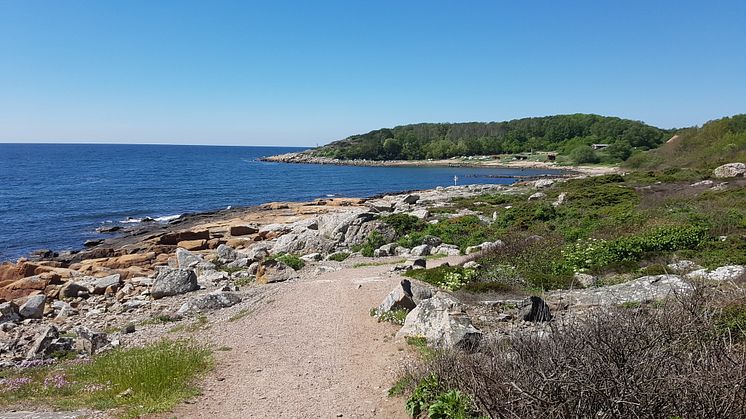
[1,0,744,146]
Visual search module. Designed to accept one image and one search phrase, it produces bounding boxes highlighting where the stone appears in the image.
[26,326,59,359]
[159,230,210,245]
[528,192,546,200]
[256,260,296,284]
[0,302,21,324]
[300,253,322,262]
[402,194,420,205]
[691,180,714,187]
[552,192,567,207]
[176,248,203,269]
[0,275,51,300]
[52,300,74,319]
[75,326,109,355]
[100,252,155,269]
[374,243,399,257]
[573,272,595,288]
[230,225,259,236]
[434,245,460,256]
[534,179,555,188]
[407,209,430,219]
[198,270,230,284]
[176,291,242,315]
[412,258,426,269]
[547,275,691,306]
[396,293,482,350]
[240,245,271,262]
[59,281,89,299]
[465,245,482,255]
[177,239,208,251]
[666,260,702,273]
[0,261,40,282]
[92,274,121,295]
[463,261,480,269]
[151,268,199,299]
[84,239,103,247]
[713,163,746,178]
[521,296,552,322]
[377,281,417,314]
[19,295,46,319]
[421,235,442,247]
[216,244,239,263]
[226,258,251,269]
[686,265,745,282]
[410,245,432,257]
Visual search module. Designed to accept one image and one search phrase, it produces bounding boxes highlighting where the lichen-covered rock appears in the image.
[151,268,199,299]
[0,302,21,324]
[713,163,746,178]
[396,293,482,350]
[686,265,745,282]
[410,245,432,257]
[92,274,121,295]
[548,275,691,306]
[176,248,203,269]
[256,260,296,284]
[377,281,417,314]
[176,291,242,315]
[217,244,239,263]
[74,326,109,355]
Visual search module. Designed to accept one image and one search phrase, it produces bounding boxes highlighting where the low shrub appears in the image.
[405,266,476,291]
[353,230,388,257]
[275,254,305,270]
[328,252,351,262]
[415,287,746,418]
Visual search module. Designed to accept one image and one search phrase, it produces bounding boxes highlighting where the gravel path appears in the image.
[162,261,417,419]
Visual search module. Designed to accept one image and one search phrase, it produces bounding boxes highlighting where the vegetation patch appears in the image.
[0,340,212,417]
[273,253,305,270]
[327,251,351,262]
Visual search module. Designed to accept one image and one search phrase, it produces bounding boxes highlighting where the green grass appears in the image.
[352,259,406,268]
[169,315,208,334]
[406,336,436,360]
[0,340,212,418]
[327,251,351,262]
[388,375,412,397]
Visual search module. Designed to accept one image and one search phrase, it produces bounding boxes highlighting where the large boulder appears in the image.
[19,295,46,319]
[713,163,746,178]
[0,274,53,300]
[59,281,89,299]
[26,326,73,360]
[377,281,417,314]
[256,260,296,284]
[396,293,482,350]
[151,268,199,299]
[92,274,121,295]
[176,291,242,315]
[548,275,691,306]
[0,302,21,324]
[520,296,552,322]
[0,261,40,283]
[686,265,745,282]
[176,248,203,269]
[410,245,432,257]
[216,244,239,263]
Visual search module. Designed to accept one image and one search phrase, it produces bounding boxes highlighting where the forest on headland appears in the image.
[312,114,674,163]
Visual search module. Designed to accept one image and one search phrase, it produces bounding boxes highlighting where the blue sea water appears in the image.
[0,144,556,261]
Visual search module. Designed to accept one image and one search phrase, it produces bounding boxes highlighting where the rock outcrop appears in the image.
[713,163,746,178]
[151,268,199,299]
[397,293,482,350]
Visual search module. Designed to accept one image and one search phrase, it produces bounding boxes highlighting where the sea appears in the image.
[0,143,557,262]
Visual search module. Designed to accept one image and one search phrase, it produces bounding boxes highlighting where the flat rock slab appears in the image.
[548,275,691,306]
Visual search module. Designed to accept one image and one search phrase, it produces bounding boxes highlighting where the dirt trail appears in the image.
[163,260,434,419]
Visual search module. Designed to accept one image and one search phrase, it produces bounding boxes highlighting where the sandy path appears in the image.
[164,262,417,419]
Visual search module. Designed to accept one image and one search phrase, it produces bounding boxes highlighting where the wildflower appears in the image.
[0,376,33,391]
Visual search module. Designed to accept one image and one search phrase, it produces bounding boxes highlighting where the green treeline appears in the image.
[312,114,671,161]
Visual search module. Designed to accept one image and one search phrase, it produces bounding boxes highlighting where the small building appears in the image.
[591,144,610,150]
[547,154,556,161]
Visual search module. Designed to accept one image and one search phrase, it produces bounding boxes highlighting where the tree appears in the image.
[571,146,600,164]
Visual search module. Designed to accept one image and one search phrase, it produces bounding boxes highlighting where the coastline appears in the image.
[260,151,621,176]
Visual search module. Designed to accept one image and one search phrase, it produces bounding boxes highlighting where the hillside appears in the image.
[311,114,672,162]
[625,114,746,170]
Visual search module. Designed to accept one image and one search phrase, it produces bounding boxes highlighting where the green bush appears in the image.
[381,214,426,237]
[571,146,600,164]
[328,252,351,262]
[405,266,477,291]
[353,230,388,257]
[428,390,480,419]
[275,254,305,270]
[405,373,441,417]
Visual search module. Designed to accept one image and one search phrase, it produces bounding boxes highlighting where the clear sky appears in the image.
[1,0,744,146]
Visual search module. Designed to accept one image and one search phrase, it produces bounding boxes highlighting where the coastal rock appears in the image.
[159,230,210,245]
[0,302,21,324]
[713,163,746,178]
[0,275,52,301]
[26,326,74,360]
[230,225,259,236]
[176,248,203,269]
[151,268,199,299]
[176,291,242,315]
[434,244,460,256]
[573,272,596,287]
[374,243,399,257]
[407,209,430,219]
[92,274,121,295]
[216,244,239,263]
[100,252,155,269]
[0,261,40,283]
[19,295,46,319]
[396,293,482,350]
[534,179,556,189]
[666,260,702,273]
[177,239,208,251]
[377,281,416,314]
[548,275,691,306]
[410,245,432,257]
[520,296,552,322]
[74,326,109,355]
[528,192,546,200]
[552,192,567,207]
[402,194,420,205]
[686,265,745,282]
[256,260,296,284]
[59,281,89,299]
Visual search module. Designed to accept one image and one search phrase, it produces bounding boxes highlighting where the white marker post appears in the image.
[454,175,458,186]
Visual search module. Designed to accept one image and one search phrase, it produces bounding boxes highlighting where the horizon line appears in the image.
[0,141,314,148]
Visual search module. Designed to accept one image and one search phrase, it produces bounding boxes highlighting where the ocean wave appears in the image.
[120,214,182,224]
